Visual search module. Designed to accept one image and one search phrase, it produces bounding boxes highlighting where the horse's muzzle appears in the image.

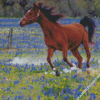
[20,22,23,27]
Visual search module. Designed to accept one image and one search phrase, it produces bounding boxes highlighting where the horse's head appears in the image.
[20,3,40,27]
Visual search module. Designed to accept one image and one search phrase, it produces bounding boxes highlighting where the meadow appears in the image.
[0,18,100,100]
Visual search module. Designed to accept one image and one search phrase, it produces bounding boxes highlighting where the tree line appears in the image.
[0,0,100,18]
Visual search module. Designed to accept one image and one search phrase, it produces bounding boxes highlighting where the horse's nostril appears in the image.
[20,22,22,26]
[29,20,32,23]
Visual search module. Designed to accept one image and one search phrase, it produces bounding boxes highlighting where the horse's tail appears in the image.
[80,16,95,43]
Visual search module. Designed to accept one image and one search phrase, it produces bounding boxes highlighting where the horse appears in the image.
[20,2,95,76]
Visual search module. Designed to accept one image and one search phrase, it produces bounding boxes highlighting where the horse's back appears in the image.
[63,23,85,40]
[63,23,88,49]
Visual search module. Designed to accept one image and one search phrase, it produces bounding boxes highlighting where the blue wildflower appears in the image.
[7,86,11,92]
[71,74,77,78]
[12,91,14,94]
[21,87,26,90]
[78,84,82,90]
[41,89,44,93]
[65,87,70,93]
[50,92,53,96]
[14,80,19,85]
[2,95,4,99]
[86,91,89,96]
[28,85,33,90]
[77,91,82,96]
[15,96,17,100]
[44,91,47,96]
[70,89,75,95]
[28,97,32,100]
[63,94,69,100]
[89,93,96,100]
[37,95,41,100]
[60,89,64,97]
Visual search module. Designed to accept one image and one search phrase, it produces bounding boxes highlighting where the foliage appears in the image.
[0,0,100,18]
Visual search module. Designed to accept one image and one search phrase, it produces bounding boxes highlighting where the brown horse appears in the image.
[20,2,95,76]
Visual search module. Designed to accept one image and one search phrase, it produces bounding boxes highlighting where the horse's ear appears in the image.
[33,3,39,9]
[33,3,36,7]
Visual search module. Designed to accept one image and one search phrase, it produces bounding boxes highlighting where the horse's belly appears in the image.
[68,40,81,50]
[45,40,62,50]
[67,32,83,50]
[47,43,62,50]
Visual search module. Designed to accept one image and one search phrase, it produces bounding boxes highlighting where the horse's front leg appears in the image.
[47,47,60,76]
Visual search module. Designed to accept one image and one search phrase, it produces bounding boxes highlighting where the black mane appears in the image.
[37,2,64,23]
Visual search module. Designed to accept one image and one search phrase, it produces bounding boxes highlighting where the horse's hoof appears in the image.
[77,72,82,76]
[87,70,91,74]
[71,63,77,71]
[77,68,82,76]
[86,68,91,74]
[56,70,60,76]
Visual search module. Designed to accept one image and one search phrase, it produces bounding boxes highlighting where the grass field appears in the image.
[0,18,100,100]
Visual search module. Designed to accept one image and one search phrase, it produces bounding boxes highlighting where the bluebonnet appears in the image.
[7,87,11,92]
[28,85,33,90]
[44,91,47,96]
[60,89,64,97]
[78,84,82,90]
[71,74,77,78]
[37,95,41,100]
[65,87,70,93]
[50,92,53,96]
[12,91,14,94]
[86,91,89,96]
[21,87,26,90]
[77,91,82,96]
[54,95,57,99]
[89,93,96,100]
[18,95,24,99]
[14,80,19,85]
[15,96,17,100]
[41,89,44,93]
[63,94,69,100]
[70,89,75,95]
[28,97,32,100]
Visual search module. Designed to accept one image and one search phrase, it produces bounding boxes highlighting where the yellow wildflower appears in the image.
[63,78,66,80]
[62,86,64,89]
[94,87,98,90]
[60,82,62,84]
[98,82,100,85]
[55,84,57,88]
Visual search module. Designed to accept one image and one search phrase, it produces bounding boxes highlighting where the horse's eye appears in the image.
[29,13,32,15]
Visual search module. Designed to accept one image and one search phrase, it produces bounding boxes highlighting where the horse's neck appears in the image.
[38,12,58,37]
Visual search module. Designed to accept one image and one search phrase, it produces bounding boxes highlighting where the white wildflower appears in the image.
[45,71,48,74]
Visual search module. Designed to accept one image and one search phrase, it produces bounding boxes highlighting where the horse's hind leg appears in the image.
[62,47,73,67]
[71,49,82,68]
[47,47,60,76]
[71,48,83,75]
[82,41,91,74]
